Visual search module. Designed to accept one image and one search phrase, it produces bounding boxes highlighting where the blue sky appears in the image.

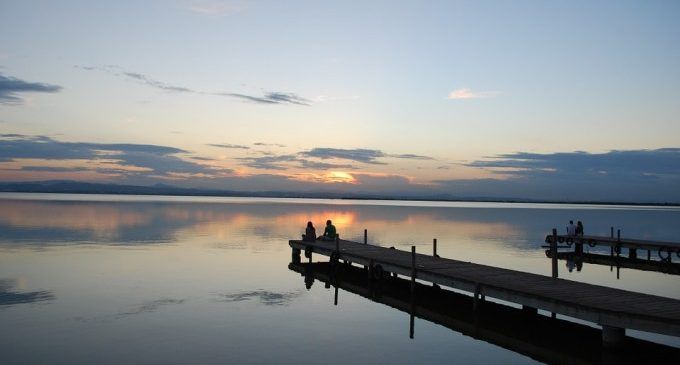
[1,1,679,202]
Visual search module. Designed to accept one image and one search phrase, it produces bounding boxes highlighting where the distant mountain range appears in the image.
[0,180,677,206]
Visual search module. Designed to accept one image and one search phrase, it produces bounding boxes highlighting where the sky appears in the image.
[1,0,679,202]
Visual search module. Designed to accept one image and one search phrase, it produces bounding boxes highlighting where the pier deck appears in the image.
[289,238,680,342]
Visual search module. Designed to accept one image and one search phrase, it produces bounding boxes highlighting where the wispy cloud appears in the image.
[122,72,192,92]
[77,66,310,106]
[220,92,311,105]
[254,142,286,148]
[0,134,231,177]
[301,148,434,165]
[208,143,250,150]
[0,73,62,105]
[447,88,499,100]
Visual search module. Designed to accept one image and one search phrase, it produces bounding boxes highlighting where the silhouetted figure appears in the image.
[303,221,316,242]
[318,219,337,241]
[576,221,584,236]
[567,220,576,236]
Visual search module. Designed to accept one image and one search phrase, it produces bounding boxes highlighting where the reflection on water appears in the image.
[0,278,54,307]
[290,262,680,364]
[1,194,679,364]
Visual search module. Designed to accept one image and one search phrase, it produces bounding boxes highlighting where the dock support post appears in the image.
[616,229,621,257]
[433,238,438,257]
[334,286,338,306]
[610,227,614,257]
[364,229,367,244]
[602,326,625,348]
[292,247,301,264]
[647,249,651,260]
[411,246,416,294]
[551,228,558,278]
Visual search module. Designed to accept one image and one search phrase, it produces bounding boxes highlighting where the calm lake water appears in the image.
[1,193,679,364]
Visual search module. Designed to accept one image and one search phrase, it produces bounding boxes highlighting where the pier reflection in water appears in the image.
[291,261,680,364]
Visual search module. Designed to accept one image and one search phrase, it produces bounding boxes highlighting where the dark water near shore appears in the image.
[1,193,679,364]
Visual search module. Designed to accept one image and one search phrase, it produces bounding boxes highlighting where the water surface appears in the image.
[1,193,679,364]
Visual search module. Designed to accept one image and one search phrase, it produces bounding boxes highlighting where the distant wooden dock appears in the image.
[546,231,680,262]
[289,237,680,346]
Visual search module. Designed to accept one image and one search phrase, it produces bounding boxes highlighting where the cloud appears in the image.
[433,148,680,202]
[237,154,300,170]
[389,153,435,160]
[301,148,434,165]
[122,72,193,92]
[447,88,499,100]
[237,152,357,171]
[467,148,680,177]
[220,92,311,105]
[0,135,229,177]
[0,73,62,104]
[78,66,310,105]
[254,142,286,148]
[207,143,250,150]
[301,148,388,165]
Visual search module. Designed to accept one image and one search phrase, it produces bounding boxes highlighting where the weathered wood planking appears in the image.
[289,238,680,338]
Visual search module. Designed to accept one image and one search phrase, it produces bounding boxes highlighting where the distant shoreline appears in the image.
[1,180,678,207]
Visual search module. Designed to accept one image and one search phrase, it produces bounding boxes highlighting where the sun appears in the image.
[326,171,356,184]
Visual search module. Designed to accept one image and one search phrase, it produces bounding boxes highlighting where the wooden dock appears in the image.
[546,232,680,262]
[290,262,680,364]
[289,238,680,346]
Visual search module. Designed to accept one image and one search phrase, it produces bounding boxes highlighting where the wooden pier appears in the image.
[546,231,680,262]
[290,262,680,364]
[289,237,680,346]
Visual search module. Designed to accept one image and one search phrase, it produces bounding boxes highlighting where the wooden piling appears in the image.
[551,228,558,278]
[433,238,437,257]
[364,229,367,244]
[411,246,416,293]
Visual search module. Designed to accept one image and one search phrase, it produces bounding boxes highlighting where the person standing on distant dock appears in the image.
[576,221,584,236]
[319,219,337,241]
[567,220,576,236]
[303,221,316,242]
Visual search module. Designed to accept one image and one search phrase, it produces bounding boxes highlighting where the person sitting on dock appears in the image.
[303,221,316,242]
[576,221,584,236]
[318,219,337,241]
[567,220,576,236]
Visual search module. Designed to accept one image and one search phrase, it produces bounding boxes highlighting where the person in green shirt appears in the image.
[319,219,337,241]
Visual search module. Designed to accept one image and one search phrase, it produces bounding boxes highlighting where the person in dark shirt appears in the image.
[319,219,337,241]
[303,221,316,242]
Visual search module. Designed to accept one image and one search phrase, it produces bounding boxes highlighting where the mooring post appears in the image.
[433,238,437,257]
[292,247,301,264]
[602,326,626,348]
[616,229,621,257]
[334,286,338,306]
[551,228,558,278]
[335,236,340,255]
[411,246,416,294]
[610,226,614,257]
[364,229,367,244]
